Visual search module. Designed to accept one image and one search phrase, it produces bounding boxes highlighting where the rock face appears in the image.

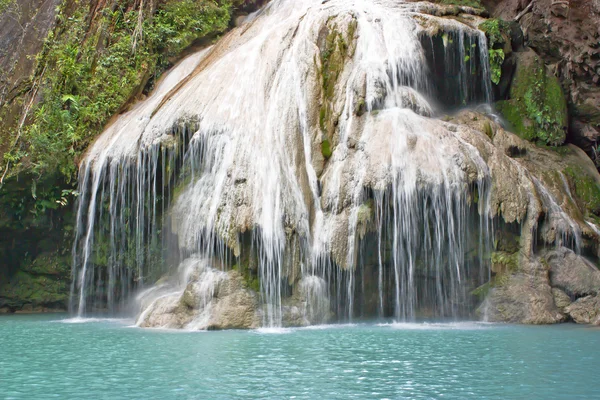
[0,252,70,312]
[484,247,600,324]
[487,0,600,158]
[0,0,61,118]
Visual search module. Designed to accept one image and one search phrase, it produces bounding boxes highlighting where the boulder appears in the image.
[138,266,260,330]
[546,248,600,297]
[207,288,260,330]
[565,295,600,324]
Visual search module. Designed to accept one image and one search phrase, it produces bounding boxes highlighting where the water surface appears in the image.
[1,315,599,399]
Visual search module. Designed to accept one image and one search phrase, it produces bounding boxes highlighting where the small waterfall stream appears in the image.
[70,0,530,327]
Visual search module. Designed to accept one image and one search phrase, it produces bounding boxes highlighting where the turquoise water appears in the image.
[1,315,599,399]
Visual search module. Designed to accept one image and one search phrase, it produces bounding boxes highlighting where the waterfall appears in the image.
[71,0,497,325]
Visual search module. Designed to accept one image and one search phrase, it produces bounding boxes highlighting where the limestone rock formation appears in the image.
[565,295,600,325]
[137,258,261,330]
[2,0,600,328]
[546,248,600,297]
[71,0,600,328]
[482,257,565,324]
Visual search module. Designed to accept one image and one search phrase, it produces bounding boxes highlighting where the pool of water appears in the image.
[1,314,599,399]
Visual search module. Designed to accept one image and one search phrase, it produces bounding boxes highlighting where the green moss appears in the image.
[321,139,333,159]
[318,18,357,160]
[497,53,568,146]
[564,166,600,216]
[0,270,69,309]
[356,199,374,226]
[496,100,527,137]
[232,263,260,293]
[491,251,519,273]
[471,281,491,298]
[23,252,71,276]
[471,251,518,298]
[433,0,484,8]
[483,120,494,139]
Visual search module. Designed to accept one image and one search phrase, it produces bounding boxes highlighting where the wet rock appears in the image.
[482,259,565,324]
[207,288,260,330]
[282,276,332,327]
[552,288,571,312]
[565,295,600,324]
[546,248,600,297]
[138,265,260,330]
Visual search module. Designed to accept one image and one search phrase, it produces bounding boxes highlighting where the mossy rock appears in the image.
[563,165,600,216]
[0,250,71,311]
[431,0,484,8]
[318,17,358,159]
[21,252,71,276]
[491,251,519,275]
[232,263,260,293]
[0,270,69,310]
[496,50,568,146]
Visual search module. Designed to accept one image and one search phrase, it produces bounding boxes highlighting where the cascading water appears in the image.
[71,0,578,328]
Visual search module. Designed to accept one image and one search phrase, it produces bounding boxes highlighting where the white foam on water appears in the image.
[377,321,492,330]
[254,327,294,335]
[53,317,133,325]
[299,323,360,330]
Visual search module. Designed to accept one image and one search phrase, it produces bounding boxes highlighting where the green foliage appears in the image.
[497,54,568,146]
[0,173,77,231]
[148,0,231,61]
[489,48,505,85]
[479,19,510,86]
[232,263,260,293]
[6,0,233,183]
[479,19,510,49]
